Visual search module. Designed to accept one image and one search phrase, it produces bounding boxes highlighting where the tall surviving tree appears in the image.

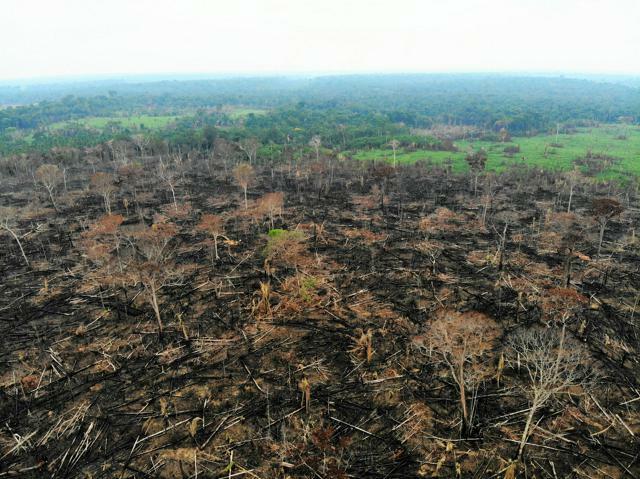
[35,163,63,212]
[91,172,118,214]
[421,310,501,434]
[590,198,624,259]
[507,326,587,461]
[234,163,256,209]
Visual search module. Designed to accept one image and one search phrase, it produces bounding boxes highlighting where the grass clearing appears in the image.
[353,124,640,178]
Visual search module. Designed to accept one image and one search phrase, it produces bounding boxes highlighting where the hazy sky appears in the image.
[2,0,640,80]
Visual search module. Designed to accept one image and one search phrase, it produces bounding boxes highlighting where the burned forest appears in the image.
[1,134,640,479]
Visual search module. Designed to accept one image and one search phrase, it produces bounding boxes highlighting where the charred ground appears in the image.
[1,142,640,478]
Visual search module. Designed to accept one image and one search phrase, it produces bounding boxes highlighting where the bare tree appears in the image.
[564,168,582,213]
[309,135,322,162]
[35,163,63,212]
[465,149,488,196]
[118,163,144,218]
[127,220,180,335]
[0,206,29,266]
[259,192,284,230]
[507,326,588,460]
[233,163,256,209]
[158,156,181,212]
[545,212,585,286]
[197,214,225,261]
[238,137,260,165]
[131,134,149,157]
[499,127,511,143]
[419,310,501,434]
[91,172,118,214]
[389,139,400,168]
[590,198,624,258]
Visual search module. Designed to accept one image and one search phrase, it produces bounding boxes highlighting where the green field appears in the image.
[50,115,181,131]
[353,125,640,178]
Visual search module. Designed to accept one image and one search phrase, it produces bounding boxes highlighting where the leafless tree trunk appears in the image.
[1,222,29,266]
[507,325,587,461]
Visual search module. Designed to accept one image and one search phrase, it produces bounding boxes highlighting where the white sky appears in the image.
[2,0,640,80]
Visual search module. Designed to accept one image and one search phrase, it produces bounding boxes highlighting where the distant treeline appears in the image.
[1,74,639,154]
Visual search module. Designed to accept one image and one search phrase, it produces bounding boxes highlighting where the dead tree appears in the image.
[238,137,260,165]
[371,163,395,211]
[128,220,180,335]
[258,192,284,230]
[234,163,256,209]
[91,172,118,214]
[118,163,144,218]
[590,198,624,259]
[158,156,182,212]
[35,163,63,212]
[507,325,588,461]
[263,229,308,275]
[465,149,488,196]
[546,212,585,286]
[389,139,400,168]
[131,134,150,157]
[80,214,125,276]
[197,214,225,261]
[564,168,582,213]
[309,135,322,162]
[421,310,501,435]
[0,206,29,266]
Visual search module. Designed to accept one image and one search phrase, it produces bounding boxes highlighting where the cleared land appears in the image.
[353,124,640,178]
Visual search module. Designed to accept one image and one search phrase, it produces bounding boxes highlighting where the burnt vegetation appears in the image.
[1,130,640,479]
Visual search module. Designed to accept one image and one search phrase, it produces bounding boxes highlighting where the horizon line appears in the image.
[2,69,640,87]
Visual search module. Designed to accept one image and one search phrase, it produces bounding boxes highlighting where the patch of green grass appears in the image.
[353,124,640,178]
[49,115,180,131]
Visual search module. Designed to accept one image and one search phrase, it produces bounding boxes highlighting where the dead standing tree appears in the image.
[417,310,501,435]
[197,214,225,261]
[91,172,118,214]
[309,135,322,162]
[158,156,182,212]
[0,206,29,266]
[564,167,583,213]
[507,326,588,461]
[127,220,181,335]
[238,137,260,165]
[234,163,256,209]
[465,149,488,197]
[35,163,63,212]
[389,139,400,168]
[590,198,624,259]
[371,163,395,212]
[258,192,284,230]
[544,212,586,286]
